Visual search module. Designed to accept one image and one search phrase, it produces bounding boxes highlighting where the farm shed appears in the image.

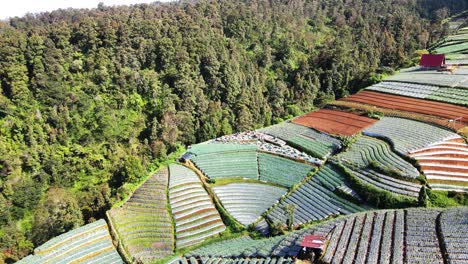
[419,54,445,68]
[298,235,327,261]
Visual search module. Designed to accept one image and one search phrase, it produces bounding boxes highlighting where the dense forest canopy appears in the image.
[0,0,466,262]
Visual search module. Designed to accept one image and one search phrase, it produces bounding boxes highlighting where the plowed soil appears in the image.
[292,109,377,136]
[340,91,468,125]
[410,139,468,184]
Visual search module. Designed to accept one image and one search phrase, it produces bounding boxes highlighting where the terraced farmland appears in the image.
[320,209,444,264]
[168,256,295,264]
[191,150,259,180]
[189,143,258,155]
[169,164,226,249]
[384,68,468,88]
[17,219,123,264]
[405,209,444,263]
[335,136,420,180]
[366,81,468,106]
[186,208,468,263]
[341,91,468,125]
[267,165,366,226]
[292,109,378,136]
[409,138,468,187]
[343,165,421,197]
[213,183,287,226]
[107,168,173,263]
[439,207,468,263]
[364,117,461,154]
[257,122,341,158]
[258,153,314,187]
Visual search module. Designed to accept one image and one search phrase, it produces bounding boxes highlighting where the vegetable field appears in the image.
[17,220,123,264]
[385,69,468,88]
[439,208,468,263]
[186,208,467,263]
[267,165,366,226]
[258,153,314,187]
[213,183,287,226]
[168,256,295,264]
[191,151,259,180]
[169,164,225,249]
[258,122,341,158]
[107,168,174,262]
[335,136,420,180]
[344,165,421,197]
[364,117,461,154]
[366,81,468,106]
[292,109,378,136]
[341,91,468,125]
[409,138,468,186]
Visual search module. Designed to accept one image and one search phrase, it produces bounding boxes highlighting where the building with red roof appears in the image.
[419,54,446,68]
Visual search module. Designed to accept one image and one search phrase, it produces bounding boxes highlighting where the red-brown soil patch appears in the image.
[292,109,377,136]
[340,91,468,125]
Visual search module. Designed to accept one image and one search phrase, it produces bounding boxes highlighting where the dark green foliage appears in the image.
[0,0,464,260]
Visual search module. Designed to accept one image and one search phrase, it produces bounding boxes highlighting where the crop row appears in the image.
[257,153,314,187]
[366,81,468,106]
[405,209,444,263]
[439,207,468,263]
[409,139,468,186]
[18,219,123,264]
[108,168,174,262]
[344,164,421,197]
[341,91,468,121]
[187,207,465,263]
[267,167,365,226]
[191,151,259,180]
[169,256,295,264]
[213,183,287,226]
[336,136,420,179]
[169,164,225,249]
[364,116,460,154]
[257,122,341,159]
[205,132,321,164]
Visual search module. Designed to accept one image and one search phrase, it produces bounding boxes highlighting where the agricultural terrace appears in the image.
[292,109,378,136]
[169,164,225,249]
[257,122,342,159]
[107,168,173,263]
[267,165,366,226]
[168,256,295,264]
[385,68,468,88]
[189,144,315,187]
[363,117,461,154]
[433,28,468,54]
[257,153,314,187]
[334,136,420,180]
[206,132,321,164]
[188,207,467,263]
[190,144,259,180]
[439,207,468,263]
[17,219,123,264]
[341,91,468,126]
[320,209,445,264]
[343,165,421,197]
[409,138,468,188]
[366,81,468,106]
[213,183,287,226]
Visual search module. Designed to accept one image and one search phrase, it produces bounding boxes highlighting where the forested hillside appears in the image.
[0,0,465,262]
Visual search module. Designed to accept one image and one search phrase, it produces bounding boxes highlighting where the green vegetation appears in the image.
[0,0,466,261]
[336,163,418,208]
